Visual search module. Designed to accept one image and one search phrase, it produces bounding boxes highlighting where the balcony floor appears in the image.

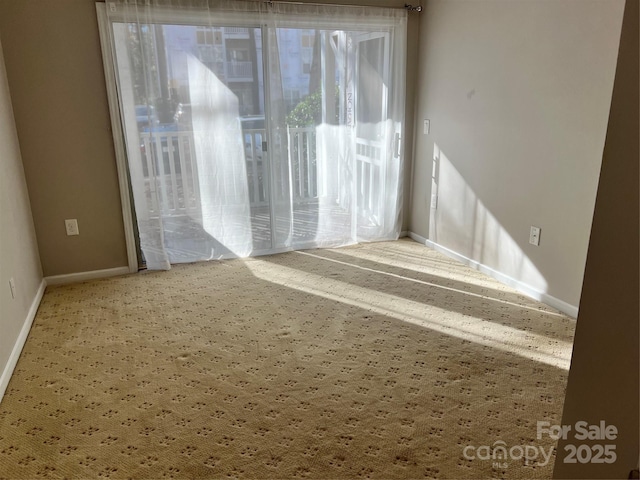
[139,202,381,265]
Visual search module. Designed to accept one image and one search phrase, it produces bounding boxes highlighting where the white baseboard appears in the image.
[408,231,428,245]
[407,232,579,318]
[0,279,46,403]
[45,266,131,286]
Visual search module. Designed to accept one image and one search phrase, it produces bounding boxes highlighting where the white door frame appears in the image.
[97,3,139,273]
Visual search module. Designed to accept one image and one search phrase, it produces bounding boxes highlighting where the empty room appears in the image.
[0,0,637,479]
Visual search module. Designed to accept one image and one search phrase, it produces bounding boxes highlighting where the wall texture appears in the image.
[0,0,128,277]
[553,0,639,477]
[0,36,43,395]
[410,0,625,309]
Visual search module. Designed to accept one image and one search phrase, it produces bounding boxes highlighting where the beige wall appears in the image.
[0,36,43,390]
[410,0,624,308]
[0,0,128,277]
[0,0,418,277]
[554,0,639,477]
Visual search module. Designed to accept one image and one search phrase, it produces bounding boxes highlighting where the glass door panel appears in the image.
[354,32,391,240]
[112,22,271,266]
[270,27,393,249]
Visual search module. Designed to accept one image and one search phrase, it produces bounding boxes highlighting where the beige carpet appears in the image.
[0,239,575,479]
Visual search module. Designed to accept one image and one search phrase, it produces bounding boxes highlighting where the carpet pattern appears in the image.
[0,239,575,479]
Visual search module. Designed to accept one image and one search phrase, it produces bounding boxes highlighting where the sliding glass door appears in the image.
[100,1,407,269]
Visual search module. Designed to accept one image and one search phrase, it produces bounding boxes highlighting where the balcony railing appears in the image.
[224,27,250,37]
[139,131,201,216]
[226,61,252,79]
[138,127,381,219]
[139,128,312,216]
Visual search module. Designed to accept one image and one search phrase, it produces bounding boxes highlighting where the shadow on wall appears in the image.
[430,143,548,298]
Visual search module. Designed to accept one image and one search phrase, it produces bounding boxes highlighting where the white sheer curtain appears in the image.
[103,0,407,269]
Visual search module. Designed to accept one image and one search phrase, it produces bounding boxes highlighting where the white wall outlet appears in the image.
[9,277,16,299]
[423,119,430,135]
[431,194,438,209]
[529,226,541,246]
[65,219,79,236]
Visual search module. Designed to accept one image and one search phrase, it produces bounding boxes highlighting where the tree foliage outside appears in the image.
[127,24,179,124]
[286,87,340,128]
[127,24,160,106]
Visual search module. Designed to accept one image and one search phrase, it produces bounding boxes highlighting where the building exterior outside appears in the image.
[162,25,316,117]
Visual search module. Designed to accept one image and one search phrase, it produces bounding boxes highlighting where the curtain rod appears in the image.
[98,0,422,12]
[260,0,422,12]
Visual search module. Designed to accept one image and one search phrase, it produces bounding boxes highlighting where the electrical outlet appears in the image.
[423,119,430,135]
[431,194,438,209]
[9,277,16,299]
[529,226,541,246]
[65,219,79,236]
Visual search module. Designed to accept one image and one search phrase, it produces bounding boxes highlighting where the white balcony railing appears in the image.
[139,128,312,216]
[224,27,250,37]
[139,127,381,219]
[226,61,252,79]
[287,127,317,201]
[139,131,201,216]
